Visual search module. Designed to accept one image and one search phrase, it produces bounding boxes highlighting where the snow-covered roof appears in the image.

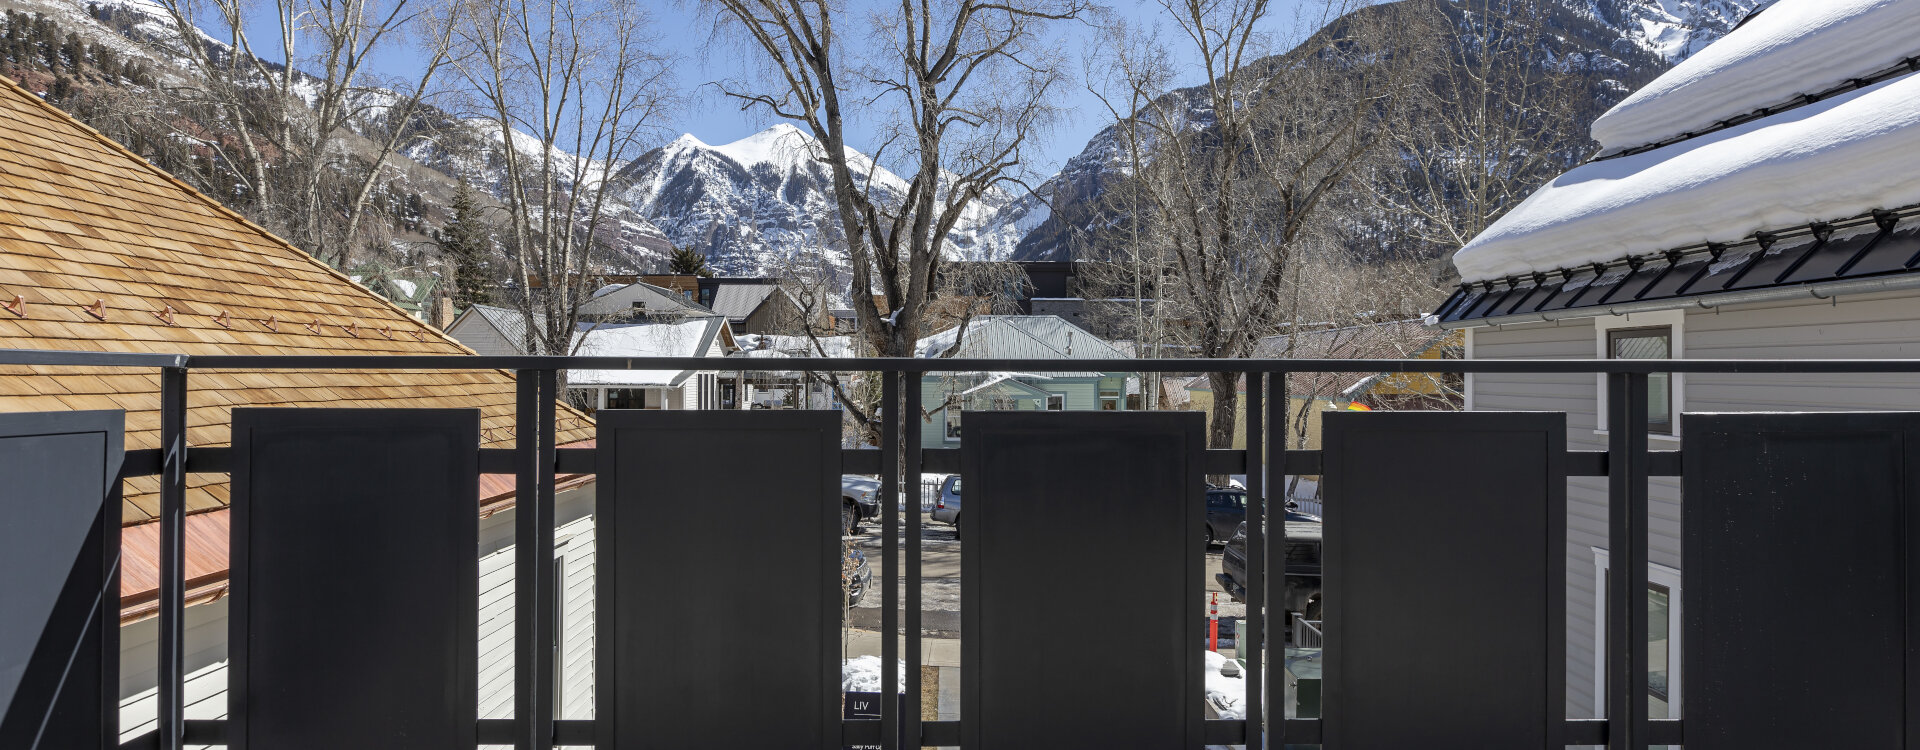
[914,315,1129,360]
[567,317,728,387]
[705,283,783,322]
[734,333,856,360]
[1593,0,1920,156]
[1452,72,1920,283]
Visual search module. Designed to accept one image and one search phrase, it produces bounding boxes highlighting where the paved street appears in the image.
[846,513,1246,638]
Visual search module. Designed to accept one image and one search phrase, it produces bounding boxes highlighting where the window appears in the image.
[605,388,650,410]
[1593,548,1682,733]
[1608,327,1674,434]
[1046,394,1064,411]
[945,397,963,441]
[1099,388,1121,411]
[1595,312,1683,436]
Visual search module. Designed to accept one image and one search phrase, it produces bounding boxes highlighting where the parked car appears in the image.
[1205,486,1320,546]
[842,476,882,535]
[844,547,872,607]
[1217,519,1324,624]
[929,475,962,533]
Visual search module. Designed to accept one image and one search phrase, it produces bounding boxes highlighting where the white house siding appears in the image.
[1469,289,1920,727]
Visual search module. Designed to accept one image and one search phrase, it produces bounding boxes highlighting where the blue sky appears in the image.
[244,0,1343,173]
[654,0,1342,170]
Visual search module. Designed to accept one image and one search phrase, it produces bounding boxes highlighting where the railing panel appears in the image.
[1321,411,1566,749]
[1682,412,1920,749]
[0,410,121,750]
[594,410,841,750]
[961,411,1206,750]
[228,408,478,750]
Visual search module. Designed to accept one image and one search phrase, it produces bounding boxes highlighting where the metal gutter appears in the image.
[1431,270,1920,329]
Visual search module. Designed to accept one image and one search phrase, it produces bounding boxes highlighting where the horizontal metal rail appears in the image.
[9,347,1920,373]
[5,349,1897,749]
[120,715,1686,747]
[135,445,1681,479]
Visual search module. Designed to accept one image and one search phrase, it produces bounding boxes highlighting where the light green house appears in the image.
[915,315,1134,445]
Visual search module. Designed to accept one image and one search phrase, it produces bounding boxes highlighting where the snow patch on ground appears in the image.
[842,655,907,694]
[1453,72,1920,282]
[1592,0,1920,154]
[1203,650,1246,722]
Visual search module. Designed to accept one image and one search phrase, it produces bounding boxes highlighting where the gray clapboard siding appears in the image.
[1469,318,1628,723]
[1471,289,1920,725]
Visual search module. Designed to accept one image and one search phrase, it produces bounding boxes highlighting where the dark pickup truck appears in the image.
[1216,520,1323,623]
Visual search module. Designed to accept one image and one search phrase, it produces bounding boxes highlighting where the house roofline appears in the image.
[1432,270,1920,330]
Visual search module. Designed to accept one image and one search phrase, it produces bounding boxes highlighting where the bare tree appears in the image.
[1372,0,1592,254]
[1086,0,1436,448]
[149,0,280,210]
[699,0,1087,365]
[143,0,457,263]
[293,0,455,265]
[448,0,677,357]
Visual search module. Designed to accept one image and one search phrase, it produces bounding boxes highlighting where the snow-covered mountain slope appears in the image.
[1007,0,1768,262]
[1574,0,1766,62]
[612,123,1030,277]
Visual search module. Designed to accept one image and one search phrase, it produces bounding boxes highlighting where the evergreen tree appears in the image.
[62,31,82,70]
[435,181,494,309]
[668,246,714,277]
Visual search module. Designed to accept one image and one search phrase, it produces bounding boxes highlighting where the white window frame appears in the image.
[1591,546,1683,720]
[1594,310,1684,442]
[1462,326,1475,412]
[1046,394,1064,411]
[944,396,963,442]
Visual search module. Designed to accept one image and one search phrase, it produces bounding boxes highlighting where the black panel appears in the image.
[229,409,478,750]
[1682,413,1920,750]
[1321,411,1565,749]
[0,410,121,750]
[961,411,1206,750]
[596,410,841,750]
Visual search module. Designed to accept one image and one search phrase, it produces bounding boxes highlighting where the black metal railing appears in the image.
[6,348,1920,750]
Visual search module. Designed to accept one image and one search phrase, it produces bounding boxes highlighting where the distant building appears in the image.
[696,277,820,334]
[914,315,1134,446]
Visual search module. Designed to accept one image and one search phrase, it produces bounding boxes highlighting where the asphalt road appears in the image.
[847,513,1246,637]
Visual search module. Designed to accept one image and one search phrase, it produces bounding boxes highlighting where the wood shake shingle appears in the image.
[0,74,594,618]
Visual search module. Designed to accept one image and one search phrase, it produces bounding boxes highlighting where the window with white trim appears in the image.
[1595,311,1684,437]
[944,395,963,441]
[1592,547,1681,740]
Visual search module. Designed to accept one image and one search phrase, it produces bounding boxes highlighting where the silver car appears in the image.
[929,475,962,532]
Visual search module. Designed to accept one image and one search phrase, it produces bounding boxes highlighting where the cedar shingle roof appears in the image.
[0,73,595,530]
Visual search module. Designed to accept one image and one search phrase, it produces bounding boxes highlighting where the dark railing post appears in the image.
[156,366,187,750]
[515,369,558,750]
[879,371,900,750]
[904,374,924,748]
[1606,372,1650,750]
[1244,372,1266,747]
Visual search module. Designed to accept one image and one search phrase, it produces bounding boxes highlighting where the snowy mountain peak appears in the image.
[710,123,824,172]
